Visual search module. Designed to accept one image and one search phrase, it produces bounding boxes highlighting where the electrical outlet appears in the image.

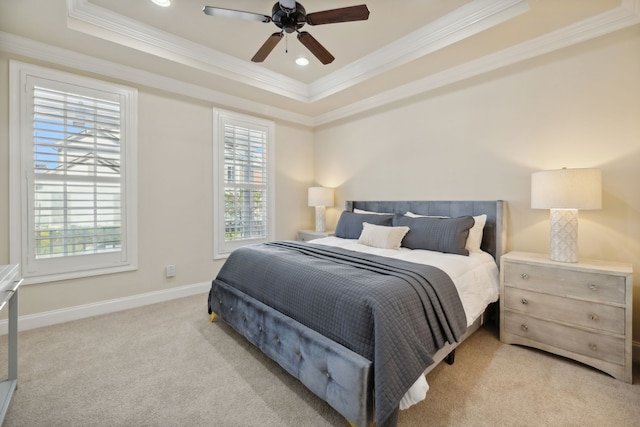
[166,265,176,278]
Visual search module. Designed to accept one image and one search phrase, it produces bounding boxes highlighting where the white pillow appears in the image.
[354,208,392,215]
[466,214,486,252]
[358,222,410,250]
[404,212,447,218]
[404,212,486,252]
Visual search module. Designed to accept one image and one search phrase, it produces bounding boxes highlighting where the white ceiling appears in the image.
[92,0,473,83]
[2,0,638,126]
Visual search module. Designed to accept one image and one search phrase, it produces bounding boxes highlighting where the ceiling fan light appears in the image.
[280,0,297,12]
[151,0,171,7]
[204,1,369,64]
[296,57,309,66]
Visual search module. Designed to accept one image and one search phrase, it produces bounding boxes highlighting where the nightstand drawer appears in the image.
[504,311,625,365]
[504,287,625,335]
[503,262,625,304]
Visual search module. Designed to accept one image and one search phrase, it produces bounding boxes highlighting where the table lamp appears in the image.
[308,187,334,232]
[531,168,601,263]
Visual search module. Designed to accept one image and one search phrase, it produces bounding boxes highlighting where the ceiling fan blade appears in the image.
[203,6,271,23]
[297,31,334,64]
[251,33,284,63]
[306,5,370,26]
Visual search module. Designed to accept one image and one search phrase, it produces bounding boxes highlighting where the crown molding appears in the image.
[65,0,528,104]
[0,32,315,127]
[314,0,640,126]
[3,1,637,127]
[66,0,310,102]
[308,0,529,102]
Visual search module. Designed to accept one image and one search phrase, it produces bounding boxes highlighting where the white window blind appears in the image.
[33,86,122,259]
[213,110,274,258]
[223,124,268,241]
[10,61,138,283]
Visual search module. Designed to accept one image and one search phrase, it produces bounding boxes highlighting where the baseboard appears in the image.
[0,281,211,335]
[3,284,640,365]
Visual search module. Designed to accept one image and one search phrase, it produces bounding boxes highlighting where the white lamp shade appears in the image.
[531,167,601,263]
[531,168,601,210]
[308,187,334,207]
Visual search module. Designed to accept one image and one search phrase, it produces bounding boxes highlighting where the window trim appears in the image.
[9,61,138,284]
[212,109,275,259]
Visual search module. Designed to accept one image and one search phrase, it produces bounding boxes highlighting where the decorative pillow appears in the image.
[405,212,486,253]
[354,208,393,215]
[392,214,475,255]
[404,212,447,218]
[466,214,486,252]
[334,211,393,239]
[358,223,410,250]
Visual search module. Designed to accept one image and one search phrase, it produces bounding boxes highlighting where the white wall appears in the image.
[314,26,640,341]
[0,1,637,344]
[0,59,315,317]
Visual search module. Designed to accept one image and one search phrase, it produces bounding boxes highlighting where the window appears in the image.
[213,109,275,259]
[10,62,138,283]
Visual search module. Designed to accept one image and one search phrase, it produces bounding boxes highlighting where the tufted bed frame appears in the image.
[210,200,506,427]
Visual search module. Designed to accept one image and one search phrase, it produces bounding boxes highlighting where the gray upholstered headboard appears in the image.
[345,200,506,264]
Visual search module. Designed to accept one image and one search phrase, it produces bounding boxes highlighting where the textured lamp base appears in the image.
[549,209,578,263]
[315,206,326,232]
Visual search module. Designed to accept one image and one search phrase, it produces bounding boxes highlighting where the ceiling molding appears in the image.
[314,0,640,126]
[0,31,315,127]
[65,0,528,104]
[308,0,530,102]
[65,0,310,102]
[4,1,637,128]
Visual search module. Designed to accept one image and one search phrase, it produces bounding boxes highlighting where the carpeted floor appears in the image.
[1,293,638,426]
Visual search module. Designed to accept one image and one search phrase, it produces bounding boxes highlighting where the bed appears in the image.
[208,200,506,427]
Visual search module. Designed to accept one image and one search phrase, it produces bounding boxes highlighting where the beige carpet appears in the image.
[1,293,638,427]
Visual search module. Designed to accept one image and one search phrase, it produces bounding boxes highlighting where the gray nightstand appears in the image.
[297,229,333,242]
[500,251,633,383]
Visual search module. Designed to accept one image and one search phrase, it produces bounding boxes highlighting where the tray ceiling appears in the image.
[2,0,637,126]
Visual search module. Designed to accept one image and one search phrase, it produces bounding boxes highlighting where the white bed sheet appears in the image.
[310,236,500,327]
[309,236,500,410]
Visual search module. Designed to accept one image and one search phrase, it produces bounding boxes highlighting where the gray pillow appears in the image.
[392,214,475,255]
[335,211,393,239]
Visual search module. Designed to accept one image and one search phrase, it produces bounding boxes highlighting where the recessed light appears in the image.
[295,57,309,66]
[151,0,171,7]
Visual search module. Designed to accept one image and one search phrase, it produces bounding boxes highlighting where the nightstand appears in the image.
[297,229,333,242]
[500,251,633,383]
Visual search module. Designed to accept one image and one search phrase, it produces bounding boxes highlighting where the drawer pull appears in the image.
[589,343,598,352]
[589,314,599,322]
[521,298,528,305]
[520,324,528,332]
[588,284,597,291]
[520,273,529,280]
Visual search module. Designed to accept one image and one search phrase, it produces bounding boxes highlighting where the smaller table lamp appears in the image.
[531,168,601,263]
[308,187,334,232]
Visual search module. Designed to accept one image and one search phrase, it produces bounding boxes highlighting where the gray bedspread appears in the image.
[210,241,467,426]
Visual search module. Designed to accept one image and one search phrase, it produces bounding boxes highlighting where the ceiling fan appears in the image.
[203,0,370,65]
